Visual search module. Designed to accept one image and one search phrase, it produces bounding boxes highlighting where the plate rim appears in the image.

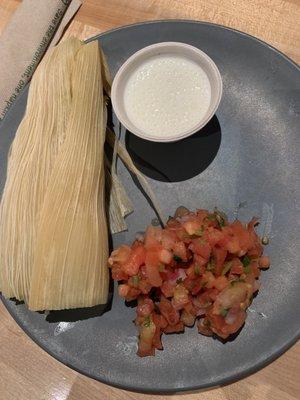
[1,19,300,393]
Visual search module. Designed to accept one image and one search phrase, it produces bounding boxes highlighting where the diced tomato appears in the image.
[145,264,162,287]
[122,245,146,276]
[193,254,208,267]
[158,297,180,326]
[173,241,188,261]
[111,267,128,281]
[183,276,203,295]
[118,284,130,298]
[108,245,131,266]
[152,313,168,329]
[226,235,241,254]
[180,309,196,326]
[212,246,227,276]
[259,256,270,269]
[137,316,156,357]
[160,280,176,297]
[230,258,244,275]
[250,260,261,278]
[145,251,162,287]
[213,276,228,291]
[144,226,162,249]
[152,327,163,350]
[201,271,215,289]
[137,298,154,317]
[172,284,189,310]
[138,279,152,294]
[182,218,203,236]
[207,227,225,247]
[197,318,213,336]
[161,229,177,250]
[110,208,269,357]
[189,238,211,260]
[164,321,185,333]
[207,307,246,339]
[247,243,263,258]
[195,209,209,221]
[231,221,252,255]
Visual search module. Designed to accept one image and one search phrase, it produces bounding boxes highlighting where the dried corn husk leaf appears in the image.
[106,128,165,227]
[28,41,109,311]
[0,37,82,300]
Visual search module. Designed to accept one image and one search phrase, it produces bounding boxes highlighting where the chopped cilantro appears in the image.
[242,256,251,273]
[243,264,251,274]
[143,316,151,327]
[231,278,245,286]
[242,255,251,267]
[206,258,215,271]
[220,308,229,317]
[214,208,228,228]
[206,214,216,221]
[194,264,200,276]
[221,261,232,275]
[194,227,204,236]
[132,275,140,286]
[158,264,165,272]
[173,254,182,263]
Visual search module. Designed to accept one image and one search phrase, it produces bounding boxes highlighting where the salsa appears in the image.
[108,207,270,357]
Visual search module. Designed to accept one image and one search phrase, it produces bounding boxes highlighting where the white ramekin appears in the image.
[111,42,223,143]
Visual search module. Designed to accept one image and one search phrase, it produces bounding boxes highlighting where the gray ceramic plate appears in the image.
[0,21,299,393]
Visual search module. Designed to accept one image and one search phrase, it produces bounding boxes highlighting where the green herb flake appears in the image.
[206,258,215,271]
[132,275,140,286]
[206,214,216,221]
[231,278,246,286]
[242,256,251,274]
[213,208,228,228]
[194,264,200,276]
[221,262,232,275]
[194,227,204,236]
[242,255,251,267]
[243,264,251,274]
[158,264,165,272]
[143,316,151,327]
[220,308,229,317]
[173,254,182,263]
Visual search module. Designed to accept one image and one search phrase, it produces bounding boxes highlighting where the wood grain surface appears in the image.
[0,1,299,399]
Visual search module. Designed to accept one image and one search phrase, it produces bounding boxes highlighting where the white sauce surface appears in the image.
[124,54,211,138]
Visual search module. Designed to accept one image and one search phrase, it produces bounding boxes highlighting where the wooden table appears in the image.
[0,1,299,399]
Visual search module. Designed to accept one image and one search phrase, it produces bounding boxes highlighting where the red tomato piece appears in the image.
[259,256,270,269]
[158,297,180,326]
[212,246,227,276]
[189,238,211,260]
[173,241,188,261]
[122,245,146,276]
[164,321,185,333]
[145,251,162,287]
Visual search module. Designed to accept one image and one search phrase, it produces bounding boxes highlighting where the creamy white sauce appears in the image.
[124,54,211,138]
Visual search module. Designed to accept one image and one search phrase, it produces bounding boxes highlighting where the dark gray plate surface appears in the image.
[0,21,299,393]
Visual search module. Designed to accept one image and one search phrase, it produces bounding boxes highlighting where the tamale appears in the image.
[0,37,82,300]
[29,41,108,310]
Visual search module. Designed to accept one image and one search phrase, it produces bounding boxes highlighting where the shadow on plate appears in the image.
[5,283,114,323]
[125,115,222,182]
[46,279,114,323]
